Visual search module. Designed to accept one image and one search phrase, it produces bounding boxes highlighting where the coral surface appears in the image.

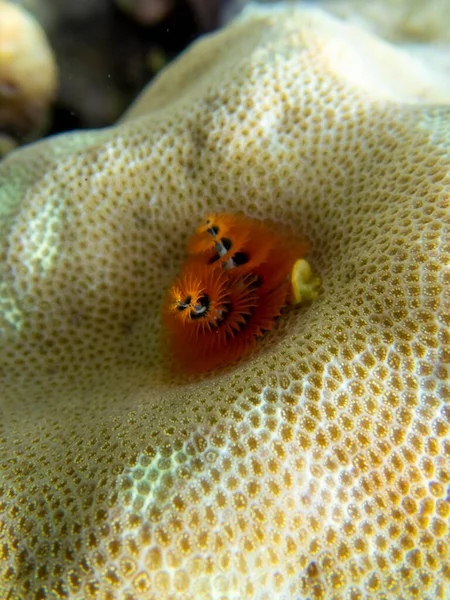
[319,0,450,43]
[0,3,449,599]
[317,0,450,82]
[0,0,57,145]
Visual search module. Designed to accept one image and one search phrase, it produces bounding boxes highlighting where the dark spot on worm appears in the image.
[207,225,219,237]
[190,295,210,319]
[232,252,249,266]
[221,237,232,252]
[177,296,192,310]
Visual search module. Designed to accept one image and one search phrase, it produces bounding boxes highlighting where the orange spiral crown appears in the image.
[162,213,308,373]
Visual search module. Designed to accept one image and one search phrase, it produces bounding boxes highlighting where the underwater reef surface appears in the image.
[0,1,57,151]
[318,0,450,43]
[0,3,450,599]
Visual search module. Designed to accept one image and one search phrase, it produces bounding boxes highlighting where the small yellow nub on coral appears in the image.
[290,258,321,305]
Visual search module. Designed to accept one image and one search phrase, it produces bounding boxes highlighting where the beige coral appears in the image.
[0,3,450,599]
[318,0,450,43]
[317,0,450,79]
[0,0,57,144]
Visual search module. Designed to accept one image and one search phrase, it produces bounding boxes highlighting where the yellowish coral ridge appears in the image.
[0,3,449,599]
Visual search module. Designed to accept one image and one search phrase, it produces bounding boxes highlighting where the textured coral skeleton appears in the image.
[0,3,450,599]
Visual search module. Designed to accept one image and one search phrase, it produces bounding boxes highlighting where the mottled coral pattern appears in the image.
[0,4,449,599]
